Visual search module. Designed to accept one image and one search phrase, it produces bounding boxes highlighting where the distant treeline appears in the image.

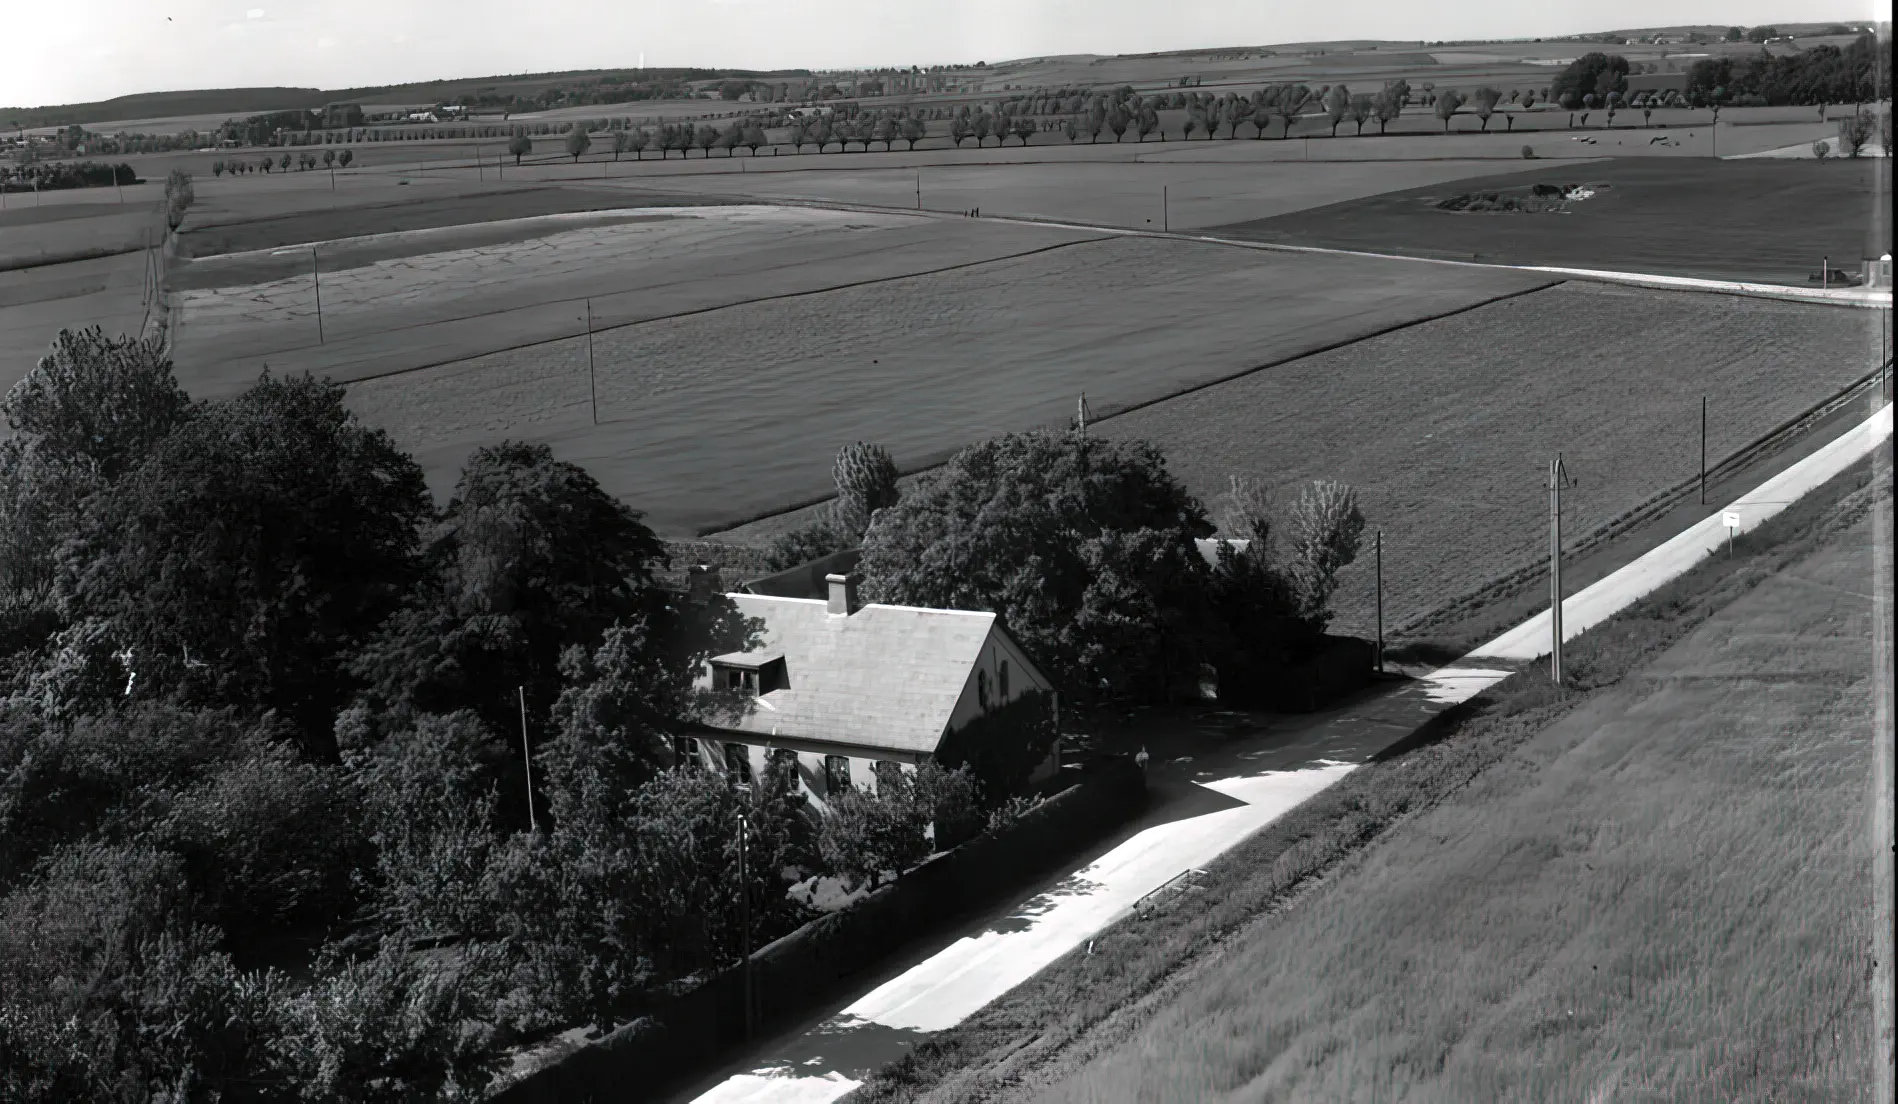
[0,160,137,192]
[1686,35,1892,105]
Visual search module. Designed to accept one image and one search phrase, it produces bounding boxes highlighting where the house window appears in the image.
[976,668,990,711]
[768,747,797,781]
[824,755,853,795]
[998,660,1010,702]
[724,742,752,785]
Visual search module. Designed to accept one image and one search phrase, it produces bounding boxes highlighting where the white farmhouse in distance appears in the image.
[684,571,1056,804]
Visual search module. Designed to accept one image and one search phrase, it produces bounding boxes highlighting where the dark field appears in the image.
[175,183,735,257]
[1214,158,1893,285]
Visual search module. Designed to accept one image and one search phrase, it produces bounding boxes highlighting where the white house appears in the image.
[682,571,1056,804]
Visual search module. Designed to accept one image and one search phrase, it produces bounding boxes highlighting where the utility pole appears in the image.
[1374,529,1384,675]
[585,298,598,424]
[311,246,324,344]
[519,686,537,832]
[738,813,753,1040]
[916,171,921,210]
[1700,396,1707,504]
[1549,454,1572,684]
[1163,184,1168,232]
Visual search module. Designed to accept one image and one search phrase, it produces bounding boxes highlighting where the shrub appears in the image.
[1522,144,1536,158]
[1812,139,1830,160]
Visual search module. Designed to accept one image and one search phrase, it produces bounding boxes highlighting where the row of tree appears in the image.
[0,161,135,192]
[1686,35,1893,106]
[211,150,353,176]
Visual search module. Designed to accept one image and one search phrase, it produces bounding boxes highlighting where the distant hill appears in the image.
[2,88,325,128]
[3,67,814,130]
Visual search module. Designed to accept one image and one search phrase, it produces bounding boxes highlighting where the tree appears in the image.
[695,124,719,157]
[565,125,591,162]
[338,148,352,168]
[1551,52,1630,106]
[1838,113,1874,157]
[764,442,900,570]
[718,123,744,156]
[1323,84,1350,136]
[627,128,649,159]
[1181,111,1200,141]
[1272,84,1309,138]
[1283,480,1365,626]
[212,159,225,177]
[1471,86,1503,131]
[1107,106,1130,142]
[742,123,765,154]
[610,130,628,161]
[900,116,925,150]
[972,112,992,146]
[322,148,335,168]
[1347,93,1374,135]
[1135,106,1157,141]
[507,134,531,164]
[345,441,671,811]
[859,431,1217,702]
[949,116,971,147]
[1012,115,1035,146]
[56,373,432,756]
[278,153,291,171]
[787,122,809,152]
[871,115,896,151]
[1434,89,1465,132]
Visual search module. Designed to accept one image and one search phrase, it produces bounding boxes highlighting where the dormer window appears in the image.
[709,651,788,696]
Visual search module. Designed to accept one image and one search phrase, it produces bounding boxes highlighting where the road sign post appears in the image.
[1724,510,1740,557]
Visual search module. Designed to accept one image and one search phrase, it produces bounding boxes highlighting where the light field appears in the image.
[169,205,1096,400]
[1034,507,1882,1101]
[1095,281,1882,637]
[333,234,1542,534]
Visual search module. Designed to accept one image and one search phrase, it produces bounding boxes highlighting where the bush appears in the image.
[1522,144,1536,158]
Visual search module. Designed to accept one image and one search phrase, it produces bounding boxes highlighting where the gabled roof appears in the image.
[711,594,1006,755]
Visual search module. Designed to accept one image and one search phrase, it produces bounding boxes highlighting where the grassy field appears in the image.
[1089,280,1881,639]
[331,235,1540,533]
[848,452,1888,1104]
[1216,157,1894,284]
[169,206,1098,402]
[0,251,157,399]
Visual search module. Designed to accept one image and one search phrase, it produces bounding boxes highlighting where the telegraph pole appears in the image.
[1549,454,1570,684]
[312,246,324,344]
[585,298,598,424]
[1374,529,1384,674]
[518,686,537,832]
[738,813,753,1040]
[1163,184,1169,232]
[1700,396,1707,504]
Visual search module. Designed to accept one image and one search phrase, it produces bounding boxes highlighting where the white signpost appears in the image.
[1723,510,1740,556]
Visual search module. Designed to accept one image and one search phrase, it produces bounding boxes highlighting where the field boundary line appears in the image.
[1401,358,1897,637]
[693,280,1565,537]
[302,236,1109,389]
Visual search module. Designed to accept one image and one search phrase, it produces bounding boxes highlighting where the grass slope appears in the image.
[1214,158,1893,285]
[848,447,1887,1104]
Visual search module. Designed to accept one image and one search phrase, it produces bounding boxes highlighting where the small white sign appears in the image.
[1722,511,1741,528]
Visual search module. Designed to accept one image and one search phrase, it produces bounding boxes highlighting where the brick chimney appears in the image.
[826,572,862,616]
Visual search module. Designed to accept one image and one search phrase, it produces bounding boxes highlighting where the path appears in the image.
[670,400,1892,1102]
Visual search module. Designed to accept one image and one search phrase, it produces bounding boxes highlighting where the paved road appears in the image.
[669,398,1894,1104]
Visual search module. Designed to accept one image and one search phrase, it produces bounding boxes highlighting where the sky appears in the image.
[7,0,1885,109]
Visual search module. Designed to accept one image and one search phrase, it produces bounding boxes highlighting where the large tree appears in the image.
[1551,53,1630,106]
[51,373,431,756]
[858,430,1218,702]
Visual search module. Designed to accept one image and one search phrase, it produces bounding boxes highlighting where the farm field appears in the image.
[333,235,1544,533]
[0,197,165,269]
[169,205,1097,400]
[0,250,154,398]
[1023,503,1883,1102]
[1088,280,1882,638]
[661,157,1566,231]
[1216,157,1894,284]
